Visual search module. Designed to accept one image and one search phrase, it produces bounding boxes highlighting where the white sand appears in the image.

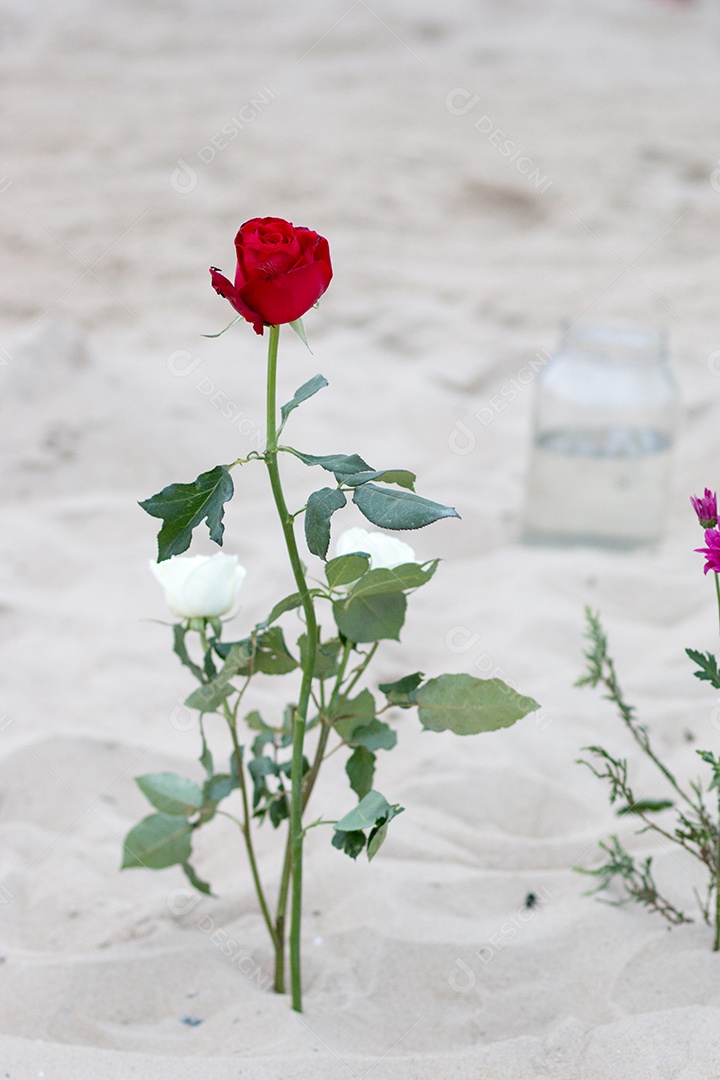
[2,0,720,1075]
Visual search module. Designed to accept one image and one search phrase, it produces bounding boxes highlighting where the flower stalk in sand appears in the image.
[122,217,539,1011]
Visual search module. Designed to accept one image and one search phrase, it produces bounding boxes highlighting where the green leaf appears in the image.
[182,860,214,895]
[617,799,674,816]
[136,773,204,816]
[172,624,204,681]
[185,677,233,714]
[325,553,371,588]
[258,592,305,629]
[335,790,392,832]
[333,592,407,643]
[305,487,347,559]
[298,635,343,679]
[280,374,327,425]
[202,314,242,338]
[293,451,372,482]
[351,720,397,751]
[342,470,416,490]
[686,648,720,689]
[215,629,298,676]
[367,804,404,860]
[414,674,539,735]
[122,813,193,869]
[334,689,377,738]
[140,465,234,561]
[244,709,271,732]
[378,672,424,708]
[352,484,459,531]
[346,561,439,601]
[287,318,311,351]
[331,829,366,859]
[346,746,376,799]
[203,773,238,804]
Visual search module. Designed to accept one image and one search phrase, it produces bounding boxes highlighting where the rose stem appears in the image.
[263,323,318,1012]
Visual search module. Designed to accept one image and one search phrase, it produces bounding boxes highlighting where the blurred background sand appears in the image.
[1,1,720,1076]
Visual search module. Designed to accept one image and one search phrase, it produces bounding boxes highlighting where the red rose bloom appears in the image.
[210,217,332,335]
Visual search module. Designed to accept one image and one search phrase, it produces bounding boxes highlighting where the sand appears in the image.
[2,0,720,1076]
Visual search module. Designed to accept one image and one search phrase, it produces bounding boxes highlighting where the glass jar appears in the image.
[521,320,679,549]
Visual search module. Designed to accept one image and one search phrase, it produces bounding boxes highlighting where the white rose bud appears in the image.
[334,527,417,570]
[150,553,247,619]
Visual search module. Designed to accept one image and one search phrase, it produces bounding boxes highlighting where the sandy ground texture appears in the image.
[2,0,720,1076]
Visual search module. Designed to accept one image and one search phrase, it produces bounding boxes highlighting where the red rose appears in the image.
[210,217,332,336]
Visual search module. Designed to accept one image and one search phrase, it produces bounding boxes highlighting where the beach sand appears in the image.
[1,0,720,1075]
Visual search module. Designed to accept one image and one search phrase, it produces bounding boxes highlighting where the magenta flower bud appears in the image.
[695,528,720,575]
[690,488,718,529]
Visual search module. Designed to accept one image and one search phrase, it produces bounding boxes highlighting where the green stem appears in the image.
[263,323,318,1012]
[223,704,278,954]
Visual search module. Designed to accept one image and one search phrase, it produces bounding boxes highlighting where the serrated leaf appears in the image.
[305,487,347,559]
[352,484,459,531]
[346,746,376,799]
[136,773,204,816]
[414,674,539,734]
[325,553,371,588]
[333,591,407,643]
[182,860,214,895]
[686,648,720,689]
[342,469,416,490]
[140,465,234,561]
[335,790,392,832]
[346,561,439,601]
[378,672,425,707]
[293,451,373,482]
[280,373,327,426]
[331,829,366,859]
[122,813,193,869]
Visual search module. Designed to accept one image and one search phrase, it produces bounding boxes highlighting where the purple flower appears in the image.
[691,488,718,529]
[695,528,720,575]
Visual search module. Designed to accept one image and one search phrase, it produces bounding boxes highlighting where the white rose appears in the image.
[334,528,417,570]
[150,553,247,619]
